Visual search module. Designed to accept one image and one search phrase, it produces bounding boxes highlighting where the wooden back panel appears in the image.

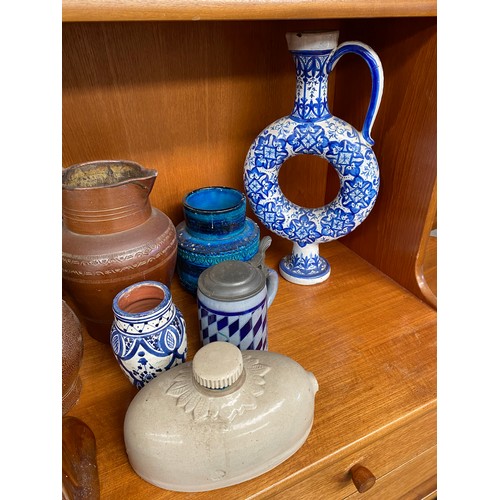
[63,18,436,305]
[330,17,437,305]
[63,20,340,222]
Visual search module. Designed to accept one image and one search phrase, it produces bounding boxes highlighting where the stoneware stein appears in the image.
[110,281,187,389]
[176,186,260,294]
[197,236,278,350]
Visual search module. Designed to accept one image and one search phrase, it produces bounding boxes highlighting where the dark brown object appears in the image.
[62,416,100,500]
[62,160,178,343]
[62,300,83,415]
[350,464,376,493]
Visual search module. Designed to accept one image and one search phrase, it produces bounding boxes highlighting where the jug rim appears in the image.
[62,159,157,190]
[286,30,339,52]
[112,280,172,323]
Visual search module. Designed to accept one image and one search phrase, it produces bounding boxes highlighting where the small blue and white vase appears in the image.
[244,31,383,285]
[110,281,187,389]
[176,186,260,294]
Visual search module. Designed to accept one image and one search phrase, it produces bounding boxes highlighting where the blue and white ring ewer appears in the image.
[244,30,384,285]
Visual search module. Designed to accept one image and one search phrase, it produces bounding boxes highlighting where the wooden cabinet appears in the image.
[271,407,436,498]
[62,1,437,498]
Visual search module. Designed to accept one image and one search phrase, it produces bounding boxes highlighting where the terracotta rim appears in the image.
[113,281,171,317]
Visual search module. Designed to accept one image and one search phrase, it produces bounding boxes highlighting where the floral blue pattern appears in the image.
[286,214,322,247]
[320,208,356,238]
[259,201,286,230]
[253,134,288,169]
[244,112,379,248]
[326,140,364,177]
[286,124,329,154]
[341,176,379,214]
[243,31,383,284]
[279,250,330,280]
[110,281,188,389]
[291,51,331,120]
[245,167,276,202]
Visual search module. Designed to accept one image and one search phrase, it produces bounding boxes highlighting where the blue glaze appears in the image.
[176,187,260,294]
[110,281,187,389]
[279,253,330,281]
[185,187,244,212]
[183,187,246,239]
[327,42,383,146]
[243,31,383,285]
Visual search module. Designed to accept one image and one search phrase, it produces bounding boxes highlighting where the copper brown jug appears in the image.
[62,160,177,343]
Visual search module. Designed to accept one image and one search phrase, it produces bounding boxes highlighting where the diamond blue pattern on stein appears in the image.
[199,298,268,351]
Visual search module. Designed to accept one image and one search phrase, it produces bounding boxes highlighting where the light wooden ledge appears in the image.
[62,0,437,22]
[65,237,437,498]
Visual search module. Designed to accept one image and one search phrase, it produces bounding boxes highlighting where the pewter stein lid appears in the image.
[197,259,265,301]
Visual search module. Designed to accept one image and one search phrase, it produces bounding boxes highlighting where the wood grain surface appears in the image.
[65,238,437,498]
[344,446,437,499]
[329,17,437,307]
[62,16,437,496]
[62,20,341,224]
[62,18,437,306]
[62,0,437,23]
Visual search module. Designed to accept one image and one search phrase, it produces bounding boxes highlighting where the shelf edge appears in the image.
[62,0,437,22]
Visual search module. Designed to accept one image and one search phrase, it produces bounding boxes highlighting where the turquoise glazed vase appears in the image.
[176,187,260,294]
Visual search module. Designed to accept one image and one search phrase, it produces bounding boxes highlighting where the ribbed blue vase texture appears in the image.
[110,281,187,389]
[244,31,384,285]
[176,186,260,294]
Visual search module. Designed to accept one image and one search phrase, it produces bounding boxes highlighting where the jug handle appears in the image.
[327,41,384,147]
[250,235,279,307]
[266,268,279,308]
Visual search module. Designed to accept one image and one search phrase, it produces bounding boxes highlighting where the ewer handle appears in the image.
[328,42,384,146]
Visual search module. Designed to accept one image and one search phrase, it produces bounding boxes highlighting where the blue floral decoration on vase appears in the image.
[244,30,384,285]
[110,281,187,389]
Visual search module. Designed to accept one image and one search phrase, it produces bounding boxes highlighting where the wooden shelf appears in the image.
[65,237,437,498]
[62,0,437,23]
[62,8,437,496]
[62,16,437,308]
